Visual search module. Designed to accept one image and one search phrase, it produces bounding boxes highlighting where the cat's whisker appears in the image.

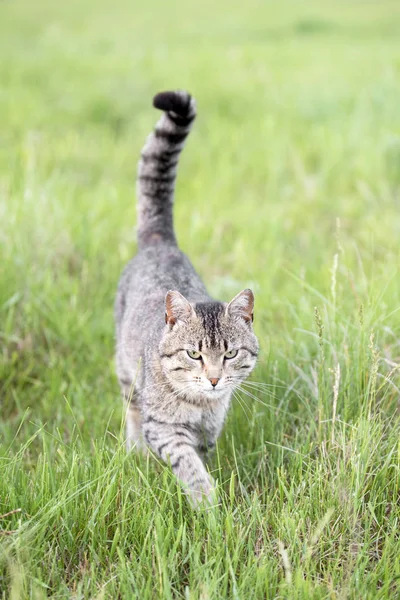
[232,390,252,423]
[241,382,279,400]
[162,384,196,404]
[235,382,281,402]
[228,377,282,400]
[230,376,288,390]
[233,385,261,403]
[233,385,280,413]
[232,391,257,421]
[230,377,274,387]
[239,380,276,390]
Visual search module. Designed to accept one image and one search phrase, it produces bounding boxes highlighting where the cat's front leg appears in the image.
[171,446,217,508]
[142,419,217,507]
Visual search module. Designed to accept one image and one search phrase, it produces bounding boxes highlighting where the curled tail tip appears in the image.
[137,90,195,247]
[153,90,196,119]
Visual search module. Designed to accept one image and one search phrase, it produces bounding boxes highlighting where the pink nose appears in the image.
[209,378,219,388]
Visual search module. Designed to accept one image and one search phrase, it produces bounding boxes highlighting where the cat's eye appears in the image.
[187,350,202,360]
[225,349,238,359]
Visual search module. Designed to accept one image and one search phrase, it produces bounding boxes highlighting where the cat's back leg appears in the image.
[126,402,146,453]
[118,373,147,453]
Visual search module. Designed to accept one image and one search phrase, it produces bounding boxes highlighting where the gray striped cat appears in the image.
[115,90,259,506]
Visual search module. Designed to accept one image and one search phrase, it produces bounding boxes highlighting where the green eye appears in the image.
[187,350,202,360]
[225,349,238,359]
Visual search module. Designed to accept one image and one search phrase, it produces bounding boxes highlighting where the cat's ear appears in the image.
[165,290,195,326]
[226,289,254,324]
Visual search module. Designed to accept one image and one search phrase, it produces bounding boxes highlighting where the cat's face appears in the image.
[159,290,258,403]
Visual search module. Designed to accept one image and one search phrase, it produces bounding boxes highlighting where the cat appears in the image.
[115,90,259,506]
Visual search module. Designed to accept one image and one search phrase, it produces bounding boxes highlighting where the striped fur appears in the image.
[115,91,259,507]
[137,90,196,248]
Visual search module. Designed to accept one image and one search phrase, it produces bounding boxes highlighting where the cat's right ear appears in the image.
[165,290,195,326]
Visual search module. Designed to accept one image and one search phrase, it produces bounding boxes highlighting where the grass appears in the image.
[1,0,400,597]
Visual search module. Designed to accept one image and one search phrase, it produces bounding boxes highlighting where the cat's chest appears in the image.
[199,409,221,433]
[199,400,230,437]
[159,395,230,440]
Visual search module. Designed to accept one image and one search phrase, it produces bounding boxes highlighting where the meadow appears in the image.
[1,0,400,597]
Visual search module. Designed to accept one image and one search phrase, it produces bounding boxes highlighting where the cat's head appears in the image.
[159,289,259,402]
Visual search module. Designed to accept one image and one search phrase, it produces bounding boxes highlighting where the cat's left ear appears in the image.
[226,289,254,324]
[165,290,195,326]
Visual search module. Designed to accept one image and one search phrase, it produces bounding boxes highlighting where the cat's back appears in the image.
[115,242,209,347]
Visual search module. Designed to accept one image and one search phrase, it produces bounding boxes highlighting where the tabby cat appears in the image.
[115,90,259,506]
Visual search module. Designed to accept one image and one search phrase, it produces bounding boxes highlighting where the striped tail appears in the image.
[136,90,196,248]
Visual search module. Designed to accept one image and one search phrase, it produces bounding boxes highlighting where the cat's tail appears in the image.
[136,90,196,248]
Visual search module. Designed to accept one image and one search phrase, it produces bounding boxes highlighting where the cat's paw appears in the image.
[187,478,218,509]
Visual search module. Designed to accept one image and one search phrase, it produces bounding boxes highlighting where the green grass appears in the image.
[1,0,400,597]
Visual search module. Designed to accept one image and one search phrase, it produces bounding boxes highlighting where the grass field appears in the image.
[1,0,400,597]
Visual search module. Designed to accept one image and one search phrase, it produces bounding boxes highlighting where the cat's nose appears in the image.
[209,377,219,388]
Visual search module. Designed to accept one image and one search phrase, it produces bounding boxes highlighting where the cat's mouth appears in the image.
[169,378,230,403]
[202,386,228,401]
